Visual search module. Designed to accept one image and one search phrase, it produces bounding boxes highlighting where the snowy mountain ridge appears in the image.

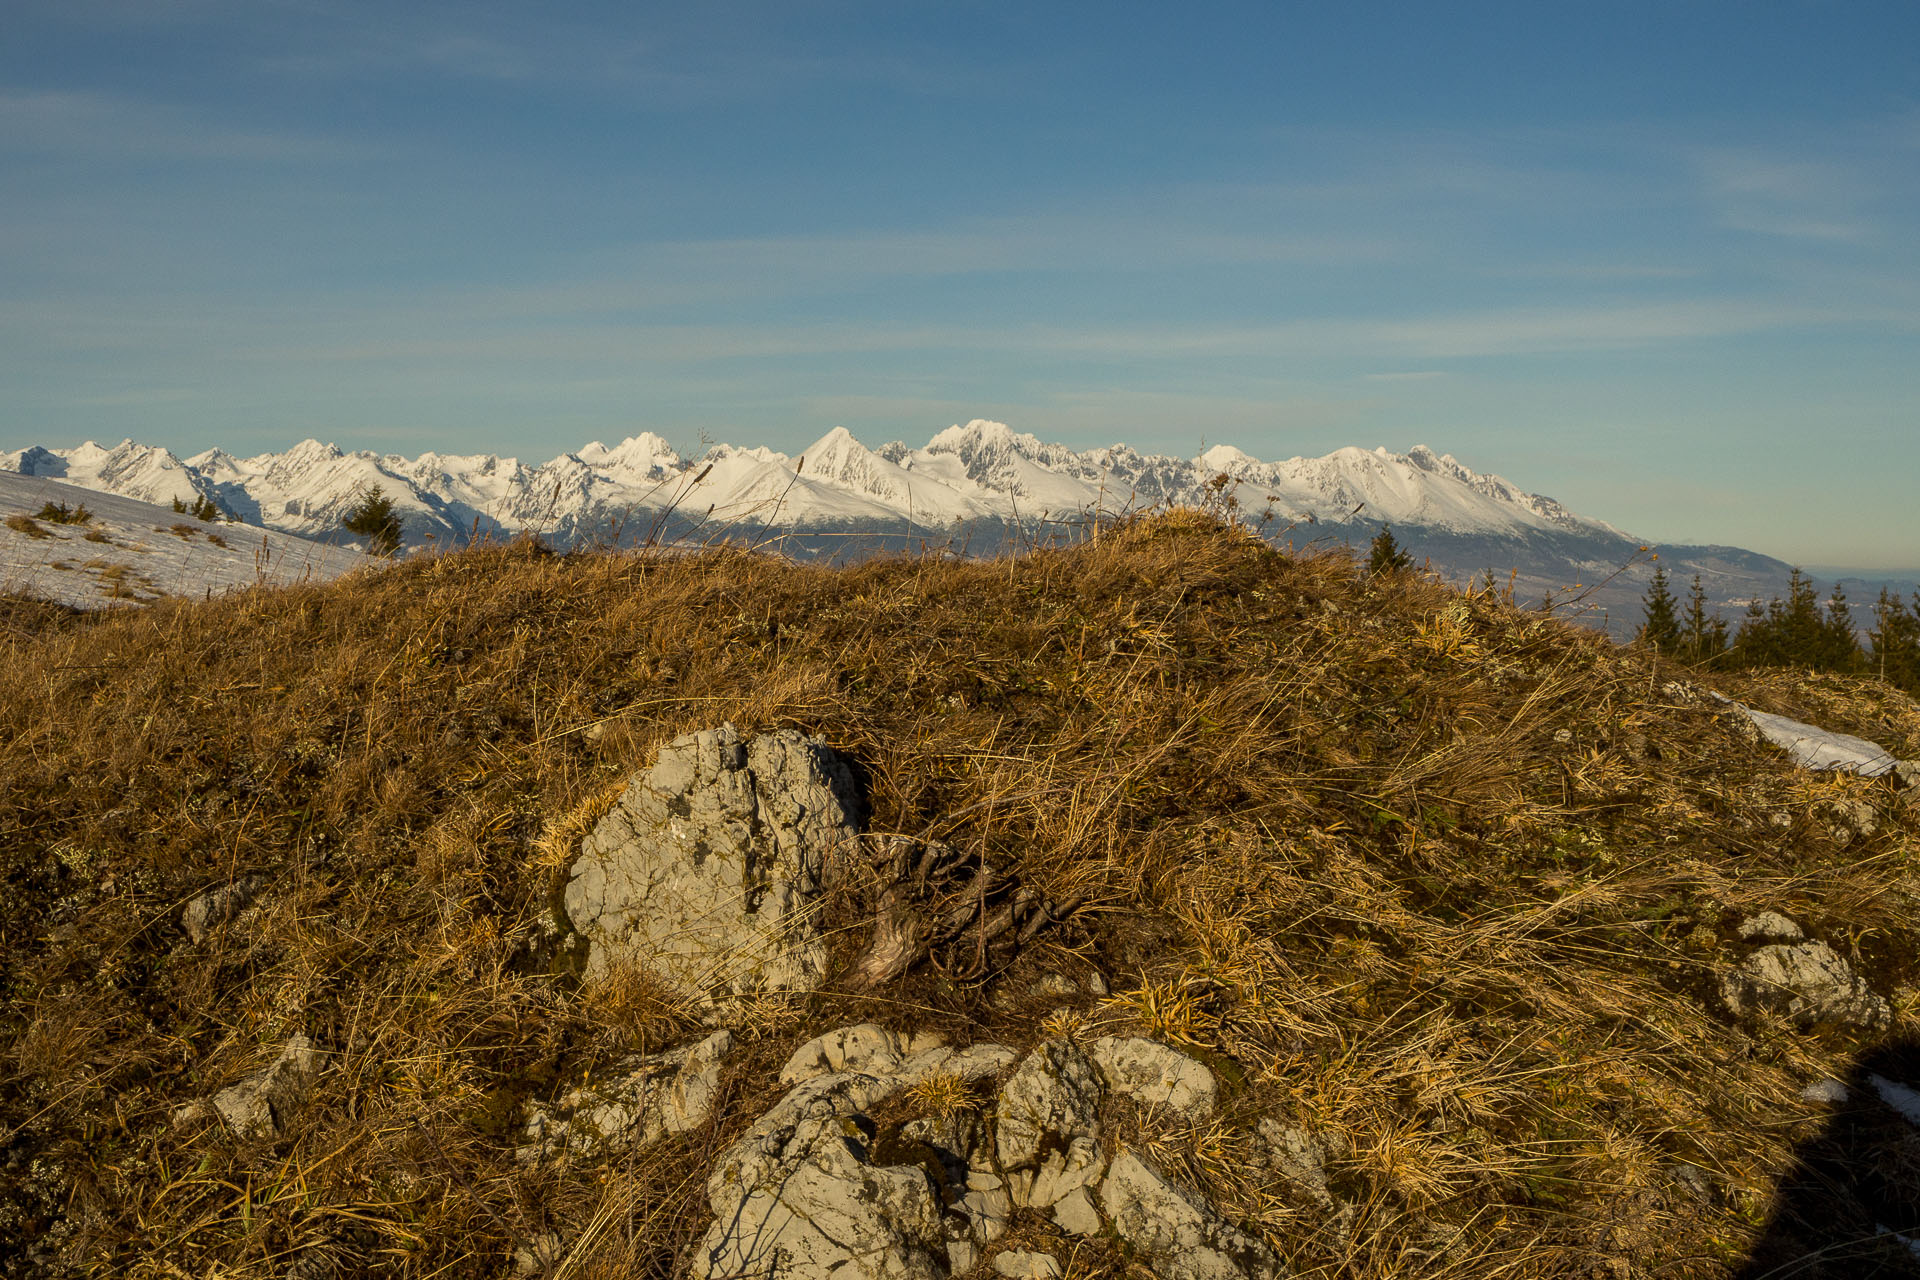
[0,421,1624,552]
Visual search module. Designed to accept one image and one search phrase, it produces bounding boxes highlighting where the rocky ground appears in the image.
[2,514,1918,1278]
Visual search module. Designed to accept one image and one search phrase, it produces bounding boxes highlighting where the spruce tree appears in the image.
[1869,589,1920,696]
[1817,585,1864,673]
[1732,598,1776,669]
[341,485,404,557]
[1367,525,1413,576]
[1636,566,1681,654]
[1680,575,1728,667]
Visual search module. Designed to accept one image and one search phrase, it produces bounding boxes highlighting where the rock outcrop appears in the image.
[694,1030,1017,1280]
[694,1027,1283,1280]
[563,725,857,1010]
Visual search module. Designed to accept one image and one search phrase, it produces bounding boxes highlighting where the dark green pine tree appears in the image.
[341,485,404,557]
[1816,584,1864,673]
[1736,569,1816,668]
[1367,525,1413,576]
[1732,597,1777,669]
[1869,588,1920,696]
[1680,574,1729,666]
[1636,566,1682,654]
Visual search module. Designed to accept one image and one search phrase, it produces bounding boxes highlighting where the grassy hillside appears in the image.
[2,513,1916,1278]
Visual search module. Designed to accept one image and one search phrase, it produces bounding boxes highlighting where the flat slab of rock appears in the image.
[563,725,856,1011]
[1090,1035,1218,1119]
[780,1023,948,1087]
[995,1038,1103,1173]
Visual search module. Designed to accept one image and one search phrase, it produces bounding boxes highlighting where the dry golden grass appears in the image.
[0,515,1914,1277]
[5,513,54,539]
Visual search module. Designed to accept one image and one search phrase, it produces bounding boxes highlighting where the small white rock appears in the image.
[1052,1186,1104,1237]
[511,1231,566,1277]
[1030,973,1078,999]
[211,1033,321,1143]
[1800,1079,1849,1105]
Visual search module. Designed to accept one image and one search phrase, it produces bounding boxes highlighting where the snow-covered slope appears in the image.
[0,471,367,610]
[0,422,1622,550]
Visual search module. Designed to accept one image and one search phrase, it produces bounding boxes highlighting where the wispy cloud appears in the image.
[1696,147,1880,242]
[0,89,360,162]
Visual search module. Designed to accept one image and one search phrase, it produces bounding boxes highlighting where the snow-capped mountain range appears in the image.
[4,420,1807,635]
[0,421,1619,550]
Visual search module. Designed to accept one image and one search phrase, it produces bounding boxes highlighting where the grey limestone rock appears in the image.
[994,1038,1104,1175]
[211,1033,320,1142]
[517,1029,732,1164]
[780,1023,949,1087]
[1090,1035,1218,1120]
[563,725,857,1012]
[510,1232,566,1277]
[994,1252,1063,1279]
[1721,941,1891,1029]
[1099,1149,1284,1280]
[1254,1118,1337,1208]
[697,1032,1016,1280]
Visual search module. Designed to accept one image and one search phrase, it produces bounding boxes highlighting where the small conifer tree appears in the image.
[1636,566,1681,654]
[1817,585,1864,673]
[171,496,188,514]
[342,485,404,557]
[1679,575,1728,667]
[1869,589,1920,696]
[1367,525,1413,576]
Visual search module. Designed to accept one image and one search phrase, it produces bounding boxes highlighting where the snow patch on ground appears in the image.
[0,471,367,610]
[1869,1074,1920,1128]
[1742,709,1900,777]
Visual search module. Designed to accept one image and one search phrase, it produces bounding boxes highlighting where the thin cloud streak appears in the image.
[0,89,364,162]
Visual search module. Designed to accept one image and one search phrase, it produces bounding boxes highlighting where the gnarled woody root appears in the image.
[839,834,1086,991]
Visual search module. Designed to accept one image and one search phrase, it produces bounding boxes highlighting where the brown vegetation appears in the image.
[0,514,1915,1278]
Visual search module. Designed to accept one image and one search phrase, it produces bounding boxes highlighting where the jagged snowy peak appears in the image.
[1,422,1621,550]
[572,433,682,479]
[794,427,996,523]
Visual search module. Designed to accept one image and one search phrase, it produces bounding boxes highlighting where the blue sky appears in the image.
[3,1,1916,566]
